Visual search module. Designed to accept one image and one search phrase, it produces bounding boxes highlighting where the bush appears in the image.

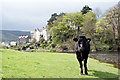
[60,45,68,50]
[22,46,26,50]
[36,42,40,47]
[31,49,37,52]
[39,38,45,43]
[47,40,52,44]
[65,39,75,50]
[31,38,36,45]
[55,44,68,51]
[40,44,46,48]
[30,46,34,49]
[50,49,56,52]
[51,43,56,48]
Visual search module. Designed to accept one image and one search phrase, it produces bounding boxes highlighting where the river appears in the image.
[89,51,119,69]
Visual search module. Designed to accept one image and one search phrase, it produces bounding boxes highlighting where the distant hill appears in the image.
[0,30,30,42]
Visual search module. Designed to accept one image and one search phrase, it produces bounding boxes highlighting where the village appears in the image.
[2,27,51,52]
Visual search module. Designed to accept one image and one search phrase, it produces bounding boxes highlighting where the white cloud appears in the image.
[2,0,119,31]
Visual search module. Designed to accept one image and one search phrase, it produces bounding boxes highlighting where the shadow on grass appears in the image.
[1,70,119,80]
[88,70,119,80]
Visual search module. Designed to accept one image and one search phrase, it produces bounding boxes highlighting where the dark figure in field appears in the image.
[73,35,91,75]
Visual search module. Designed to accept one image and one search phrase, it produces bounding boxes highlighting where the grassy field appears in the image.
[0,49,119,79]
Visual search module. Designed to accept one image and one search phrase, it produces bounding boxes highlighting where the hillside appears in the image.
[0,30,30,42]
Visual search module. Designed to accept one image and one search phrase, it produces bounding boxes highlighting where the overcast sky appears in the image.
[1,0,120,31]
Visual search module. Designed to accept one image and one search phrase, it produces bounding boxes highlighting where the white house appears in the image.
[10,41,17,46]
[41,28,49,40]
[30,28,49,42]
[17,35,30,46]
[30,28,41,42]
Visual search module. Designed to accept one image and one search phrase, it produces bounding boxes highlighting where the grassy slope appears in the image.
[0,49,119,78]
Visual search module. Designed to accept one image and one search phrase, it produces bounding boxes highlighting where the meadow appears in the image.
[0,49,119,79]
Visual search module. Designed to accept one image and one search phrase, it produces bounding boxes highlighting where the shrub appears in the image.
[31,38,36,45]
[22,46,26,50]
[30,46,34,49]
[50,49,56,52]
[51,43,56,48]
[65,39,75,50]
[31,49,37,52]
[60,45,68,50]
[47,40,52,44]
[39,38,45,43]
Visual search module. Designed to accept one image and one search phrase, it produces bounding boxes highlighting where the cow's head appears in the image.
[73,35,91,52]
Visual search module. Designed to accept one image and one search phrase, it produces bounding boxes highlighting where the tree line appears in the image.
[46,4,120,51]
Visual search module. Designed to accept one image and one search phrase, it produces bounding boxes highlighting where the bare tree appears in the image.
[104,4,119,45]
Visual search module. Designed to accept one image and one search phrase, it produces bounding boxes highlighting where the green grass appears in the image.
[0,49,119,78]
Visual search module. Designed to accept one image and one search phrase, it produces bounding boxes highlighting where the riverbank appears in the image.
[89,53,119,69]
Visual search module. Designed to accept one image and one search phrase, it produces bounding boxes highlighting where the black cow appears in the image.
[73,35,91,75]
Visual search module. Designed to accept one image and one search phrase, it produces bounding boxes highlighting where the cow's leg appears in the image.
[79,60,83,75]
[84,58,88,75]
[76,52,83,75]
[77,55,83,75]
[77,58,83,75]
